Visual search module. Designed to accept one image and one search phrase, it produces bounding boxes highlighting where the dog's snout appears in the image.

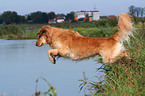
[35,42,40,47]
[36,41,43,47]
[36,43,38,46]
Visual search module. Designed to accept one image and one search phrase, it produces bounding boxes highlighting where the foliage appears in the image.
[73,27,117,37]
[48,12,56,20]
[1,11,25,24]
[30,11,49,24]
[0,24,42,39]
[79,29,145,96]
[35,77,57,96]
[0,11,74,25]
[129,5,145,17]
[65,12,75,22]
[133,16,145,26]
[0,16,3,24]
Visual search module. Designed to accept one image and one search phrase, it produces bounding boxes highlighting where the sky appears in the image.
[0,0,144,16]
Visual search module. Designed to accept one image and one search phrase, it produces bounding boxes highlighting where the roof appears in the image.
[108,15,116,18]
[75,10,99,13]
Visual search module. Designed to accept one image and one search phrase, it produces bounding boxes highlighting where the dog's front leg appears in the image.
[48,49,59,64]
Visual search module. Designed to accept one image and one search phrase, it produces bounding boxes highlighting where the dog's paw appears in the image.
[49,56,56,64]
[52,56,56,64]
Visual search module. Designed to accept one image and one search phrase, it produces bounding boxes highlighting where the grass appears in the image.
[72,27,118,37]
[35,77,57,96]
[79,28,145,96]
[0,24,42,39]
[0,24,118,40]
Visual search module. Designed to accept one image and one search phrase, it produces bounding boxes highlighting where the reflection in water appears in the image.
[0,39,102,96]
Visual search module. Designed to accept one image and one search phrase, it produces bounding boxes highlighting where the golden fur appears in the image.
[36,13,133,64]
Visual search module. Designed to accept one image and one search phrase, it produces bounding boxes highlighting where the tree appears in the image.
[129,5,136,15]
[129,5,145,17]
[18,16,26,24]
[42,12,48,23]
[0,15,3,24]
[136,7,141,17]
[56,13,65,17]
[1,11,26,24]
[30,11,48,23]
[65,11,75,22]
[141,8,144,17]
[2,11,18,24]
[48,12,56,20]
[26,15,32,20]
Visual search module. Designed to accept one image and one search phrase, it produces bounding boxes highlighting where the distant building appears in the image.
[100,15,116,20]
[48,16,65,24]
[48,19,56,24]
[55,17,65,23]
[108,15,116,18]
[100,16,108,20]
[74,11,100,21]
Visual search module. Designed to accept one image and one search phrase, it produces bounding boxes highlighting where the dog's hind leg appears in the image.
[102,56,111,64]
[102,50,130,63]
[102,51,112,63]
[111,50,131,62]
[48,49,59,64]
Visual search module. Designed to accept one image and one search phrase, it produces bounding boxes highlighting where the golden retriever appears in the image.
[36,13,133,64]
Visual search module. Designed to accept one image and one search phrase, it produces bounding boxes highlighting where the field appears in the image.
[0,18,145,95]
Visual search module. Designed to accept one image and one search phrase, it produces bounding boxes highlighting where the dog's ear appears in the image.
[46,31,52,44]
[38,25,51,37]
[38,25,52,44]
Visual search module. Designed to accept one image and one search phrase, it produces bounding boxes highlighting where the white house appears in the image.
[75,11,100,21]
[55,17,65,23]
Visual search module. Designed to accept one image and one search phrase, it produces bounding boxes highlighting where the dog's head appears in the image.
[36,25,52,47]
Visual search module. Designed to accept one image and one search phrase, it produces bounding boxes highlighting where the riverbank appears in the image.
[0,24,118,40]
[0,24,42,40]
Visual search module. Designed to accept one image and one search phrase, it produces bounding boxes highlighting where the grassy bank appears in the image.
[80,28,145,96]
[0,24,43,40]
[0,24,118,40]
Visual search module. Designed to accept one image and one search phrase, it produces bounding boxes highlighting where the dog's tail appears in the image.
[112,13,134,43]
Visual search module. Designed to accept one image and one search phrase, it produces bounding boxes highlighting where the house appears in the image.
[48,19,56,24]
[100,15,116,20]
[108,15,116,18]
[74,10,100,21]
[55,17,65,23]
[100,16,108,20]
[48,16,65,24]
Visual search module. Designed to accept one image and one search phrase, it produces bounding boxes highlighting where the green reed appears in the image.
[79,28,145,96]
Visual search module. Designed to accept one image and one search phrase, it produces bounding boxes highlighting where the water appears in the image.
[0,39,102,96]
